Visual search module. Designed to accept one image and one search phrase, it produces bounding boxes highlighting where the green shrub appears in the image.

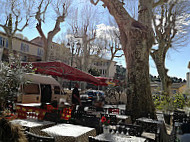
[153,93,186,113]
[172,93,186,109]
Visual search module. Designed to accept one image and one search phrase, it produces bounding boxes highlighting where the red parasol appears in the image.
[22,61,100,85]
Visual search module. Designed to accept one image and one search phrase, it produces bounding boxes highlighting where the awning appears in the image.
[22,61,100,85]
[95,77,120,86]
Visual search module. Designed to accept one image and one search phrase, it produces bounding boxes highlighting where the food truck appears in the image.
[15,61,101,120]
[17,73,66,104]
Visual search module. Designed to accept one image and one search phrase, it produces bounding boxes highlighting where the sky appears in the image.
[0,0,190,80]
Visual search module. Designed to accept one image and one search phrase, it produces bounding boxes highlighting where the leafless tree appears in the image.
[35,0,72,61]
[151,0,190,95]
[90,0,171,120]
[0,0,33,52]
[96,23,124,77]
[67,5,98,72]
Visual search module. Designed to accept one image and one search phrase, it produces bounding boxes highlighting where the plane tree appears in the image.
[0,0,33,55]
[151,0,190,95]
[35,0,72,61]
[90,0,170,120]
[96,23,124,77]
[67,5,98,72]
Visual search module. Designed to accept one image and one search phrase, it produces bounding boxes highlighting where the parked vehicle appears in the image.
[80,90,105,105]
[17,73,66,104]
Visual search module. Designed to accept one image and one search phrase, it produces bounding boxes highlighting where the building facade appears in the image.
[89,56,117,78]
[0,32,43,62]
[150,81,186,95]
[31,37,71,64]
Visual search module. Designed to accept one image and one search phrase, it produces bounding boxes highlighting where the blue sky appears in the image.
[1,0,189,80]
[19,22,190,80]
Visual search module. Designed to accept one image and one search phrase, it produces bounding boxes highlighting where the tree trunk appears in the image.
[82,35,90,72]
[43,39,48,61]
[106,57,114,77]
[8,36,13,52]
[8,35,13,63]
[125,27,155,121]
[91,0,156,121]
[151,50,172,96]
[46,38,53,61]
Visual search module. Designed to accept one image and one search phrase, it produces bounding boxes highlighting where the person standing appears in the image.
[72,83,81,106]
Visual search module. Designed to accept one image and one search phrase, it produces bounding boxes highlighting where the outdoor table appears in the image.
[95,133,146,142]
[136,117,171,142]
[16,103,42,107]
[86,111,131,124]
[103,105,126,110]
[115,114,131,124]
[10,119,55,135]
[41,123,96,142]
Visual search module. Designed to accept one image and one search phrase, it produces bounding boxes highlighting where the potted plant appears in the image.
[101,116,110,133]
[153,94,174,124]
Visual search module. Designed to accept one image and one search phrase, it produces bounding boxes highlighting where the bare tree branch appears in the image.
[90,0,100,6]
[153,0,169,8]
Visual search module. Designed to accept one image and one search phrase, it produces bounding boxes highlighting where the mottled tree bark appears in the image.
[151,47,172,96]
[124,26,155,120]
[91,0,158,120]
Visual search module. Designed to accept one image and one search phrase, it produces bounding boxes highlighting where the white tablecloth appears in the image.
[95,133,146,142]
[103,105,126,110]
[11,119,54,128]
[16,103,41,107]
[41,124,96,142]
[10,119,55,135]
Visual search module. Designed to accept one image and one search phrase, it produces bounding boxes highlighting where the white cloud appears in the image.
[96,23,119,40]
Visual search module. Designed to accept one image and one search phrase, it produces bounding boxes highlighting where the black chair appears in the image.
[85,115,102,134]
[43,112,60,123]
[88,136,96,142]
[173,111,187,126]
[109,114,117,125]
[50,100,58,108]
[25,131,55,142]
[126,124,143,137]
[72,110,86,120]
[136,120,160,142]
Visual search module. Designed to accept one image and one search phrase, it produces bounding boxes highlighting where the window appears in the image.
[23,84,40,94]
[37,48,44,56]
[54,86,60,95]
[0,36,7,48]
[99,69,102,74]
[21,55,28,62]
[6,39,8,48]
[21,43,29,52]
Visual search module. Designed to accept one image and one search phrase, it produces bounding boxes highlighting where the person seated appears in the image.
[179,123,190,142]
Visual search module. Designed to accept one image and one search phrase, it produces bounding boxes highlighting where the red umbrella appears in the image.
[22,61,100,85]
[95,77,119,86]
